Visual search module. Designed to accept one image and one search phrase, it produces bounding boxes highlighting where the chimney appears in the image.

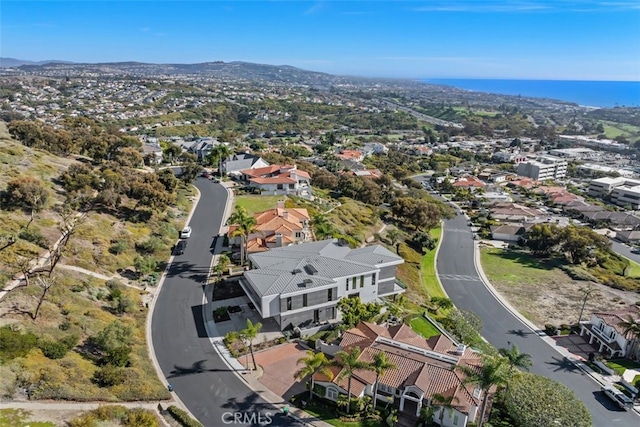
[277,200,285,209]
[282,210,289,219]
[275,233,283,247]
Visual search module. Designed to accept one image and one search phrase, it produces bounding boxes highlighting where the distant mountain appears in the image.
[0,57,75,67]
[0,58,420,89]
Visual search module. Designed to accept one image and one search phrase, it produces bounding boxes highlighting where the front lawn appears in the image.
[410,316,440,338]
[606,359,640,375]
[234,195,287,215]
[624,257,640,278]
[302,404,383,427]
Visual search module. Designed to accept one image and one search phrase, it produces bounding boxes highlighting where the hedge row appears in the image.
[167,405,203,427]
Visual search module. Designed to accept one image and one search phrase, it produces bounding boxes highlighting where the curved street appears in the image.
[151,178,302,427]
[436,213,639,426]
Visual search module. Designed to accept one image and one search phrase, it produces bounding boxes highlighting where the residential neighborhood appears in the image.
[1,60,640,427]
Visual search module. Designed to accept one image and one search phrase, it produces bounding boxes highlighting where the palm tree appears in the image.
[457,356,509,427]
[311,214,336,240]
[618,314,640,360]
[227,206,257,265]
[240,319,262,371]
[294,350,334,403]
[333,347,371,414]
[499,343,533,375]
[370,351,396,410]
[212,144,232,177]
[431,393,457,427]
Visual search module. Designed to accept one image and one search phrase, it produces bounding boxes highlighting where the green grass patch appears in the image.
[410,316,440,338]
[602,121,640,139]
[421,227,445,299]
[234,195,288,216]
[623,257,640,278]
[302,404,382,427]
[0,409,55,427]
[480,248,561,286]
[606,359,640,375]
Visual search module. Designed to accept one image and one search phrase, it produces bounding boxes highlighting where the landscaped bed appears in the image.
[212,277,246,301]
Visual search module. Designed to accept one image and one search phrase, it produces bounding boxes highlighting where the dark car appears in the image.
[174,240,187,255]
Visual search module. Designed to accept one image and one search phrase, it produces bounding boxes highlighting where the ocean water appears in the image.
[422,79,640,108]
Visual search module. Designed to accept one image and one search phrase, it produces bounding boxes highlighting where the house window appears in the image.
[295,231,302,238]
[345,281,349,291]
[328,288,333,301]
[372,274,376,286]
[287,297,292,311]
[277,184,284,190]
[303,294,308,307]
[327,388,338,400]
[351,277,356,290]
[360,275,364,288]
[453,415,459,425]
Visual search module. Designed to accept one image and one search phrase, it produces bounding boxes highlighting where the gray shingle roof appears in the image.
[245,239,402,297]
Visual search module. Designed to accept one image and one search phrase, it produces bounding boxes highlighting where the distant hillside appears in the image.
[1,58,420,89]
[0,57,75,67]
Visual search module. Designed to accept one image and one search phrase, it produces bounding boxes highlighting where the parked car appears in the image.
[201,171,211,178]
[180,226,192,239]
[601,385,634,410]
[174,240,187,255]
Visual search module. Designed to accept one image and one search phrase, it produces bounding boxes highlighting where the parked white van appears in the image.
[601,385,634,410]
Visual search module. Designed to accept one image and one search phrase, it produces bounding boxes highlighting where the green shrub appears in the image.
[124,408,158,427]
[102,346,132,367]
[18,226,48,248]
[109,240,129,255]
[38,333,78,359]
[167,405,203,427]
[0,326,37,362]
[135,236,164,254]
[92,365,127,387]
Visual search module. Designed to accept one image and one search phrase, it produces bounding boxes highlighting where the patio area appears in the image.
[244,342,309,401]
[210,287,283,342]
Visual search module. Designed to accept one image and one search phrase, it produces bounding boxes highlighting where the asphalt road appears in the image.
[437,213,640,427]
[151,178,302,427]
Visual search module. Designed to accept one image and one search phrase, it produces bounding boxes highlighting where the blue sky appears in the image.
[2,1,639,80]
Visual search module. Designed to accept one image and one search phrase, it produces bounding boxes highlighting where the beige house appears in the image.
[229,202,311,253]
[313,322,486,427]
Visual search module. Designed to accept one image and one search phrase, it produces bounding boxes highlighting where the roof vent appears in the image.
[304,264,318,275]
[455,344,467,355]
[292,268,302,274]
[303,278,313,285]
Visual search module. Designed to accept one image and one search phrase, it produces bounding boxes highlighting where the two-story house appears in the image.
[579,306,640,359]
[240,164,312,198]
[313,322,485,427]
[229,202,312,253]
[239,239,404,331]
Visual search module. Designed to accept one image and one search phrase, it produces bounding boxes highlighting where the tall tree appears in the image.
[240,319,262,371]
[294,350,334,403]
[370,351,396,410]
[499,343,533,375]
[227,206,257,265]
[213,144,232,177]
[457,356,509,427]
[431,393,457,427]
[332,347,371,414]
[618,314,640,360]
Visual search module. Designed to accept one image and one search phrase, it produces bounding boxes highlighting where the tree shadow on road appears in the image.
[545,356,580,373]
[167,359,236,378]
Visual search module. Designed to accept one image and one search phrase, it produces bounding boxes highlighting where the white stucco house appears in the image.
[579,306,640,359]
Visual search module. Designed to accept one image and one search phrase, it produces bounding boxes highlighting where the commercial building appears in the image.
[516,155,567,181]
[588,177,640,209]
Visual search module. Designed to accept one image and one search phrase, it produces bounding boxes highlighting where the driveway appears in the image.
[246,343,309,401]
[553,334,602,361]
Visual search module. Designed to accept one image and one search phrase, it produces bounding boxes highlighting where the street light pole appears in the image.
[578,285,598,324]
